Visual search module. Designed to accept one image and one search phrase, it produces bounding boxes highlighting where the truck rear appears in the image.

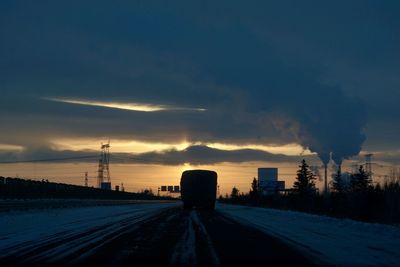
[180,170,217,210]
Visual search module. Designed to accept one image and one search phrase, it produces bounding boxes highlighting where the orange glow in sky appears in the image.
[0,139,325,195]
[49,138,314,156]
[0,161,306,196]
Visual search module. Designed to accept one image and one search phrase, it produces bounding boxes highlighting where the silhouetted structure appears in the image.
[324,163,328,196]
[97,142,111,189]
[257,168,285,194]
[220,159,400,224]
[84,171,88,187]
[365,153,373,179]
[160,185,180,193]
[180,170,217,209]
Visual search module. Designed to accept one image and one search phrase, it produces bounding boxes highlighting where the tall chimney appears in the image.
[324,164,328,196]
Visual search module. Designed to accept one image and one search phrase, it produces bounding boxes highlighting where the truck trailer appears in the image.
[180,170,217,210]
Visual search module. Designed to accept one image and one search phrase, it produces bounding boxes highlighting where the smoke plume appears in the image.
[270,86,366,166]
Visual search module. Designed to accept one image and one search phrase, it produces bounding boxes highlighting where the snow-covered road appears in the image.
[0,202,179,265]
[2,202,399,266]
[218,204,400,267]
[0,202,318,267]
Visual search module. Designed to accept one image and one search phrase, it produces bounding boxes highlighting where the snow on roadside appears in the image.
[217,204,400,267]
[0,202,179,260]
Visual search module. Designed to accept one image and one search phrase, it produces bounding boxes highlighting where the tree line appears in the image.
[0,176,172,200]
[220,159,400,224]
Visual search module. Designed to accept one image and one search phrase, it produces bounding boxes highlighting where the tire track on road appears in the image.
[0,204,178,266]
[170,210,220,267]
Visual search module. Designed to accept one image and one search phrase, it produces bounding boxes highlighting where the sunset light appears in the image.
[1,2,399,265]
[44,97,207,112]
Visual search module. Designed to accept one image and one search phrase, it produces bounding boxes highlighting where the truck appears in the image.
[180,170,217,210]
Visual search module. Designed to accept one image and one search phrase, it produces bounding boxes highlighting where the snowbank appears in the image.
[217,204,400,267]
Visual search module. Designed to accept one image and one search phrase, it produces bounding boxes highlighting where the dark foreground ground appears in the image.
[1,206,319,267]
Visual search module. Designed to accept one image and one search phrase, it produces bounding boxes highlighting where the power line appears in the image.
[0,155,98,164]
[0,165,98,171]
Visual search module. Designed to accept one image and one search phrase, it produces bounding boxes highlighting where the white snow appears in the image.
[0,202,179,263]
[170,210,220,267]
[170,210,197,267]
[217,204,400,267]
[191,211,220,267]
[2,201,399,266]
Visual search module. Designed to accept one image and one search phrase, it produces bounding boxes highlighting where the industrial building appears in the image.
[258,168,285,194]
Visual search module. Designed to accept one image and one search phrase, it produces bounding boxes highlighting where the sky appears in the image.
[1,1,400,194]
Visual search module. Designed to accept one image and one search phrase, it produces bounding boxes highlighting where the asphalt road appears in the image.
[0,199,174,212]
[1,206,318,267]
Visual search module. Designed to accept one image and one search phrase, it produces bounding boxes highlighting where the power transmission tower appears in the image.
[97,142,111,189]
[84,171,88,187]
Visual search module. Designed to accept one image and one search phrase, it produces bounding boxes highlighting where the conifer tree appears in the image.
[350,165,372,192]
[293,159,317,194]
[230,186,240,199]
[332,168,346,193]
[249,177,259,197]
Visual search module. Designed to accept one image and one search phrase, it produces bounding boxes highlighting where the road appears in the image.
[0,203,318,267]
[0,199,174,212]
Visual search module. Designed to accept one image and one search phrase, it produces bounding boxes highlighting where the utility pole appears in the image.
[84,171,88,187]
[324,164,328,197]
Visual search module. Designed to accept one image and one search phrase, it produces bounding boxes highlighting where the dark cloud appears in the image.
[0,1,399,164]
[0,147,99,164]
[0,145,313,166]
[130,145,310,165]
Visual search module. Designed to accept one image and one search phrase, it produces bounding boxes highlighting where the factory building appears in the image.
[100,182,111,190]
[258,168,285,194]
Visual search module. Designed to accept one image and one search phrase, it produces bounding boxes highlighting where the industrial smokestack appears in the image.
[275,88,366,182]
[324,164,328,196]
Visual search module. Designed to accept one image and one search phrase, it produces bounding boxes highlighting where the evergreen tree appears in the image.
[293,159,317,194]
[249,177,259,197]
[332,168,346,193]
[350,165,372,192]
[230,186,240,199]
